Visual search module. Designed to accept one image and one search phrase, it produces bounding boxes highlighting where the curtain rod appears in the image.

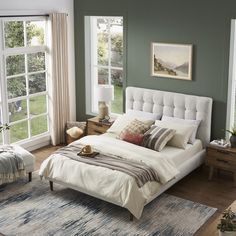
[0,14,49,18]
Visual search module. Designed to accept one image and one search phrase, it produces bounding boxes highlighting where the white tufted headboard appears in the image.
[126,87,213,147]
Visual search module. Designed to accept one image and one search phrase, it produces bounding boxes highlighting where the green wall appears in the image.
[74,0,236,139]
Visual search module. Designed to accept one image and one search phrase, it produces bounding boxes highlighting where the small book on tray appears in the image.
[210,140,230,148]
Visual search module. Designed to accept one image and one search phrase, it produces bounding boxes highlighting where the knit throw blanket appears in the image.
[0,146,25,185]
[56,144,160,188]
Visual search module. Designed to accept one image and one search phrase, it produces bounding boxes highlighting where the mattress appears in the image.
[161,139,203,168]
[102,133,203,169]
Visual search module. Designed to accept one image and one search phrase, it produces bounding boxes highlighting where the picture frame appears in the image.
[151,42,193,80]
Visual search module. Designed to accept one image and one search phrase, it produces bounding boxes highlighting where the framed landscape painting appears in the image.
[151,42,193,80]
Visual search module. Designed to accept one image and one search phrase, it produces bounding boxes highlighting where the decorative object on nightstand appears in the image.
[226,128,236,148]
[97,85,114,120]
[206,145,236,187]
[87,117,114,135]
[210,139,230,149]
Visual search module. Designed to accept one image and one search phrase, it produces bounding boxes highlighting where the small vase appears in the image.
[219,230,236,236]
[230,135,236,148]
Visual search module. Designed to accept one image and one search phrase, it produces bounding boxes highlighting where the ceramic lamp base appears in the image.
[98,102,109,119]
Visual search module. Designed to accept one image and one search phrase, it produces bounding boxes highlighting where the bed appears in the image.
[39,86,213,220]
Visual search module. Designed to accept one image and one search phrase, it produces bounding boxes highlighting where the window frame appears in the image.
[0,16,50,145]
[85,15,124,116]
[227,19,236,136]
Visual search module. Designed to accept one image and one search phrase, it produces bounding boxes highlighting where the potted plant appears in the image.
[217,208,236,236]
[226,128,236,148]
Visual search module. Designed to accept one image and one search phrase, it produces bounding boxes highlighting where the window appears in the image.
[85,16,124,115]
[0,17,49,144]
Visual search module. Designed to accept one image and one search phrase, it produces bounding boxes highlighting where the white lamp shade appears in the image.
[97,85,114,102]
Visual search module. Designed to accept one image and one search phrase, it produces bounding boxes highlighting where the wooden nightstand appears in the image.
[206,145,236,186]
[87,117,114,135]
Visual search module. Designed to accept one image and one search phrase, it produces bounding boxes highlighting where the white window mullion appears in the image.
[6,69,47,79]
[0,20,10,144]
[91,17,98,113]
[108,19,112,86]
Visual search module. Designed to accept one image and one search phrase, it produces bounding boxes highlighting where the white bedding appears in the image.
[162,139,203,167]
[102,133,203,167]
[39,135,202,219]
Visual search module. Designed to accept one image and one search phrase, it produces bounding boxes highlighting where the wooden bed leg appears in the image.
[28,172,32,182]
[49,181,53,191]
[129,212,134,221]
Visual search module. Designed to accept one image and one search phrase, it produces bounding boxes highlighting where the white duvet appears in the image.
[39,135,179,219]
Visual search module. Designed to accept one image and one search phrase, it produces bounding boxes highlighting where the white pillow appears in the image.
[107,114,154,136]
[155,120,195,149]
[126,109,161,120]
[161,116,201,144]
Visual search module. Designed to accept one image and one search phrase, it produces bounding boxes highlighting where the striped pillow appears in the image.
[142,125,176,152]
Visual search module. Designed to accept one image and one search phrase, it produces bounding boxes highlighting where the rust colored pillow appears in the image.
[121,132,144,145]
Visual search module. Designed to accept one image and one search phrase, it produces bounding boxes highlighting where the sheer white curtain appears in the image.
[49,13,70,145]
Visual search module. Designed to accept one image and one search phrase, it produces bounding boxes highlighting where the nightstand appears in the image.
[206,145,236,186]
[87,117,114,135]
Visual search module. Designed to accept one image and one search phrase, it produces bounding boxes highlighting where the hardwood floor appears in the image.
[32,145,236,235]
[32,145,63,170]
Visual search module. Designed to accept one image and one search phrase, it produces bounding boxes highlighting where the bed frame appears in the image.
[48,86,213,220]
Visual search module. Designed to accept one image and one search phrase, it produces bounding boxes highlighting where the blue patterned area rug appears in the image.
[0,173,216,236]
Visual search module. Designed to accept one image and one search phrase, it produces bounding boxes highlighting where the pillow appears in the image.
[121,132,144,145]
[66,127,84,139]
[142,125,176,152]
[161,116,201,144]
[107,114,154,136]
[119,119,152,139]
[126,109,161,120]
[155,120,195,149]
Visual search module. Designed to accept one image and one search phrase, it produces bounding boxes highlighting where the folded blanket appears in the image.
[56,144,160,188]
[0,146,25,185]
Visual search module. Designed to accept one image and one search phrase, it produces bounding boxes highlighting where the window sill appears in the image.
[14,133,51,152]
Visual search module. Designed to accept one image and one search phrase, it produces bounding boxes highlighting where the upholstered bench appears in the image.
[13,145,35,181]
[0,145,35,184]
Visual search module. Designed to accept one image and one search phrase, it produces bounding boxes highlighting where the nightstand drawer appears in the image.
[206,145,236,186]
[87,117,114,136]
[207,148,236,164]
[206,156,236,171]
[88,122,107,133]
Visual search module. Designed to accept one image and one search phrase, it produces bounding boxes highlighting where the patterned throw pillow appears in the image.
[119,119,151,140]
[121,132,144,145]
[142,125,176,152]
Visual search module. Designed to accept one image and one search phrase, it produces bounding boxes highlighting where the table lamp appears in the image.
[97,85,114,120]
